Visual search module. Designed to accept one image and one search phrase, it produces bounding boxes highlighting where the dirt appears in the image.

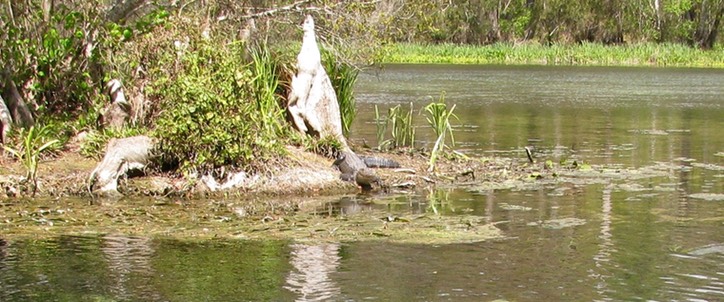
[0,145,531,199]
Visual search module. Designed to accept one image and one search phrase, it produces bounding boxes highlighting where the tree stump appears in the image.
[287,15,348,150]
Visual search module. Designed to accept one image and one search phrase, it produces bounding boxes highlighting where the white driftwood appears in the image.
[89,135,154,195]
[0,95,11,144]
[287,15,348,150]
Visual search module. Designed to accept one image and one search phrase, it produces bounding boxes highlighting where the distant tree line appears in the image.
[383,0,723,49]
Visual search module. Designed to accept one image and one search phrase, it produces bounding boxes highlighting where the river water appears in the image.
[1,65,723,301]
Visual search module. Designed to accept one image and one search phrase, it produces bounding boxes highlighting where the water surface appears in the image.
[1,65,723,301]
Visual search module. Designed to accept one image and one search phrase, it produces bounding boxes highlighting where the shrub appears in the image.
[151,41,288,174]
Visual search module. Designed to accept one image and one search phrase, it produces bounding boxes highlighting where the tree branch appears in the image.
[242,0,315,19]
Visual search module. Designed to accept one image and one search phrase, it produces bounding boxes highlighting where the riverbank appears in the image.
[0,143,525,199]
[381,42,724,67]
[0,146,525,243]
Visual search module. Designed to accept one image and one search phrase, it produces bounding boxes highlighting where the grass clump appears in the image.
[374,103,416,151]
[2,125,60,196]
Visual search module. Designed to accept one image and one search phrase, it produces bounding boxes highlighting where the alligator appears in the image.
[332,151,400,190]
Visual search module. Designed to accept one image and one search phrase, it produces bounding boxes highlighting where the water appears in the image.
[351,64,724,166]
[2,65,723,301]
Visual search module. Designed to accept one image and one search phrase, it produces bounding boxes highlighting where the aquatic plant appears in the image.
[389,102,415,149]
[424,93,457,172]
[374,105,390,150]
[374,103,416,151]
[2,125,60,196]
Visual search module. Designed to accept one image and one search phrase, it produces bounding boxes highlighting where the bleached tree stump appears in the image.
[287,15,349,150]
[0,95,11,144]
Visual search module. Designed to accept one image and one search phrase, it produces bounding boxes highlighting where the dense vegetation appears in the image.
[388,0,723,49]
[1,0,721,176]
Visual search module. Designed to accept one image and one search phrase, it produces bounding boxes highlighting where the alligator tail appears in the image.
[362,156,401,168]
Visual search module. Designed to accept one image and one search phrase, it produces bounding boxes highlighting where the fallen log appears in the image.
[88,135,154,196]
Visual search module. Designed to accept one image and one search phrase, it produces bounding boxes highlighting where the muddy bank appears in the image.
[0,145,529,199]
[3,146,715,243]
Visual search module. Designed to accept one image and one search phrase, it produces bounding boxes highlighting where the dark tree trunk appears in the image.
[1,72,35,128]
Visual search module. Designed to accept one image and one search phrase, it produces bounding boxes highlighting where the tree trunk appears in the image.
[696,5,724,49]
[287,15,349,150]
[1,72,35,128]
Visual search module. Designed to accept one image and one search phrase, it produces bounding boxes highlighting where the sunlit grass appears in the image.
[383,42,724,67]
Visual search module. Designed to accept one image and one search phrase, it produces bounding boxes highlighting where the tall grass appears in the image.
[250,44,286,137]
[3,125,60,196]
[389,102,415,149]
[322,49,359,137]
[383,42,724,67]
[424,93,457,172]
[374,105,390,150]
[374,103,416,151]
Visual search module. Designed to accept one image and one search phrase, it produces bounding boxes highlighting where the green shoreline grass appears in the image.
[382,42,724,68]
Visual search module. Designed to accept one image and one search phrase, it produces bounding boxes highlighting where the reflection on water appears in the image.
[284,243,341,301]
[0,184,722,301]
[101,235,159,301]
[1,65,722,301]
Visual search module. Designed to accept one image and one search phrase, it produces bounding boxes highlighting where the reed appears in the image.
[389,102,415,149]
[424,93,457,172]
[249,44,286,137]
[374,105,390,150]
[383,42,724,67]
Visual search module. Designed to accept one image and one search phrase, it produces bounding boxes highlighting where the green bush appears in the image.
[151,41,288,173]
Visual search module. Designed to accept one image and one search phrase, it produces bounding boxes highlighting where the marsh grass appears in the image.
[389,102,415,149]
[384,42,724,67]
[374,105,390,150]
[322,49,359,137]
[374,103,416,151]
[3,125,60,196]
[249,44,286,137]
[424,93,457,172]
